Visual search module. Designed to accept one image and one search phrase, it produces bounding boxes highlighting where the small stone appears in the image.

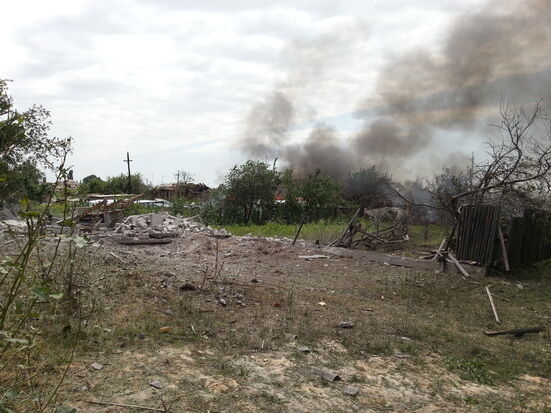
[318,302,327,306]
[90,362,103,370]
[337,321,354,329]
[343,385,359,396]
[149,380,163,389]
[395,352,411,358]
[179,283,197,291]
[298,346,311,353]
[218,298,227,306]
[400,336,412,341]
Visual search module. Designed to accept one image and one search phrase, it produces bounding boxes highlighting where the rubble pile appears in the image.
[114,213,230,238]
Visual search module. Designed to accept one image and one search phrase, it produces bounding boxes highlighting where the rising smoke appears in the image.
[241,0,551,181]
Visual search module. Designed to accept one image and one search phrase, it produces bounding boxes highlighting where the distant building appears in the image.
[153,183,210,201]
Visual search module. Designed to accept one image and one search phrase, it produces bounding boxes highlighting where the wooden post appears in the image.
[497,225,510,271]
[485,286,500,324]
[292,216,306,245]
[123,151,133,193]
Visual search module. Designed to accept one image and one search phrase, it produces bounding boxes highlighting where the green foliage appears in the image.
[216,160,280,225]
[299,172,340,220]
[78,173,150,195]
[444,356,494,385]
[123,202,162,216]
[216,221,348,244]
[274,170,341,224]
[171,197,200,217]
[0,79,69,205]
[345,167,390,208]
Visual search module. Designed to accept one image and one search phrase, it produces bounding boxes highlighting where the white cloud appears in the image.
[2,0,489,185]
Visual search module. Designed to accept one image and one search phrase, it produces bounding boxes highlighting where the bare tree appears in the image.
[452,101,551,207]
[393,101,551,218]
[174,170,194,185]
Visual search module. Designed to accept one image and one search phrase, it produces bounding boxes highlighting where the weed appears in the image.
[444,356,494,385]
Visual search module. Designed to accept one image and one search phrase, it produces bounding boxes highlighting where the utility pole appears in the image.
[123,152,133,194]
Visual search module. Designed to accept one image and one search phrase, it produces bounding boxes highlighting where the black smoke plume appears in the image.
[241,0,551,180]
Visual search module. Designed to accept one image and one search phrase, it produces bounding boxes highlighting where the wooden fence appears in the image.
[507,209,551,267]
[456,205,500,266]
[456,205,551,271]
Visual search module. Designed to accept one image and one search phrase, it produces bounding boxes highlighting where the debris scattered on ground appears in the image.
[179,283,197,291]
[159,326,171,333]
[90,362,103,370]
[298,346,311,353]
[343,385,359,396]
[485,286,501,324]
[149,380,163,389]
[312,367,341,382]
[337,321,354,329]
[484,326,546,337]
[318,302,327,306]
[115,213,230,239]
[298,254,329,260]
[394,352,411,359]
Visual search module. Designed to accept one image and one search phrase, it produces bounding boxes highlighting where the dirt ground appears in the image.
[8,231,551,412]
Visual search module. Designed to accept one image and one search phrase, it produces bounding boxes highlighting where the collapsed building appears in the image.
[153,183,210,201]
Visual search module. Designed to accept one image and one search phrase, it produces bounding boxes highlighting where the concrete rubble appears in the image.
[114,213,230,238]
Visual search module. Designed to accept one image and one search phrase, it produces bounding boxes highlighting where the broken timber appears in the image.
[322,246,485,274]
[484,326,545,337]
[322,246,437,270]
[485,286,500,324]
[448,252,470,277]
[116,238,173,245]
[329,208,362,247]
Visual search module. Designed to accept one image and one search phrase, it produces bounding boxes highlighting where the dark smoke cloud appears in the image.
[282,124,356,182]
[241,0,551,180]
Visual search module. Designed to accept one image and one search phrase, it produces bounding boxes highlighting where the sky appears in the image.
[1,0,548,186]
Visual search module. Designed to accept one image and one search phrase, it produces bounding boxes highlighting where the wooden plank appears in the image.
[448,252,470,277]
[485,286,500,324]
[322,246,438,271]
[497,225,510,271]
[432,238,446,261]
[484,326,545,337]
[116,238,173,245]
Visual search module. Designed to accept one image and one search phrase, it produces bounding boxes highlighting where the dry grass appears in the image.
[4,233,550,412]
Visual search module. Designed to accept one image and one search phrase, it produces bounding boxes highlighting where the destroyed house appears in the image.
[153,183,210,201]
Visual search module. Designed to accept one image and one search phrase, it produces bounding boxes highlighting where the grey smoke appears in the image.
[241,0,551,180]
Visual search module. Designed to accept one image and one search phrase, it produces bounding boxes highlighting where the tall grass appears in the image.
[217,221,452,248]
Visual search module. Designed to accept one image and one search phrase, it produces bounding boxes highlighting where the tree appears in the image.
[345,167,391,208]
[299,172,340,221]
[174,170,194,185]
[222,160,279,224]
[393,101,551,220]
[78,173,150,195]
[0,79,70,204]
[450,101,551,209]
